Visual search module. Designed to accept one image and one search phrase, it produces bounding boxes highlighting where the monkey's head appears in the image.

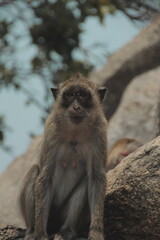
[51,73,107,124]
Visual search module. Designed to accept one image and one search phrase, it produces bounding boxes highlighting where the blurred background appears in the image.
[0,0,160,172]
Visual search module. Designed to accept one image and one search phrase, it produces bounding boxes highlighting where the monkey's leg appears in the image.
[88,169,106,240]
[34,168,54,240]
[19,164,40,238]
[56,178,88,240]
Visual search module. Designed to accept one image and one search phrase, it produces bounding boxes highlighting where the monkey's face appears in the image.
[60,85,94,124]
[51,74,107,125]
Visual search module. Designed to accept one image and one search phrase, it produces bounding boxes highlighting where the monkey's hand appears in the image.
[88,228,104,240]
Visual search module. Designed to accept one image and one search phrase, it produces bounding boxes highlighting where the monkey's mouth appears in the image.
[69,114,85,124]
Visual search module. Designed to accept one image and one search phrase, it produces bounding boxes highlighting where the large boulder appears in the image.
[107,66,160,150]
[104,136,160,240]
[0,136,42,227]
[89,14,160,119]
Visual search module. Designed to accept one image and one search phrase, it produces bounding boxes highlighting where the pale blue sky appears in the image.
[0,11,143,172]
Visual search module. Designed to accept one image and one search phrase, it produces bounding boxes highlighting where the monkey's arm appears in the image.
[88,160,106,240]
[34,166,52,239]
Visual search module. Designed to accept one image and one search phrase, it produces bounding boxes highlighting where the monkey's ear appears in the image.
[51,88,59,100]
[98,87,107,102]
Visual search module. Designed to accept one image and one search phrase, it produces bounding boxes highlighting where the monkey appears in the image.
[107,138,142,171]
[19,73,108,240]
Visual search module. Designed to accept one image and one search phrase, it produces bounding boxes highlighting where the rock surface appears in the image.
[0,224,24,240]
[0,137,160,239]
[0,136,42,227]
[107,67,160,150]
[104,136,160,240]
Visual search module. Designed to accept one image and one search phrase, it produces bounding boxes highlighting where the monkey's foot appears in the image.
[39,238,49,240]
[53,234,63,240]
[76,239,87,240]
[88,230,104,240]
[24,233,35,240]
[54,226,76,240]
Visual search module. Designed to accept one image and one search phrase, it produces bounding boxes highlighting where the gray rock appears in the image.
[0,136,42,227]
[105,137,160,240]
[108,67,160,150]
[89,14,160,119]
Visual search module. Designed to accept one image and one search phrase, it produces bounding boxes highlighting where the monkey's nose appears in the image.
[73,100,80,111]
[73,105,80,110]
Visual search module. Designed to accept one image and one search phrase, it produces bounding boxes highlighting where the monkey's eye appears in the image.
[80,92,86,97]
[65,92,74,97]
[79,92,90,98]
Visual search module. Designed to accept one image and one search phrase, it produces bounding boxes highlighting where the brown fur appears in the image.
[19,73,108,240]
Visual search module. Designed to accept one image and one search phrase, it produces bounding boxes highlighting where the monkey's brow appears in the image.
[63,88,91,95]
[65,84,91,91]
[69,92,88,96]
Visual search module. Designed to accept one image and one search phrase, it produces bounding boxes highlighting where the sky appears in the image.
[0,10,143,173]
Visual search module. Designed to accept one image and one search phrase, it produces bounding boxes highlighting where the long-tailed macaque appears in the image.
[19,73,108,240]
[107,138,142,171]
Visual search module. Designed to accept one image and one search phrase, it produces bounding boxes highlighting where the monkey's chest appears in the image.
[53,166,84,206]
[52,143,87,206]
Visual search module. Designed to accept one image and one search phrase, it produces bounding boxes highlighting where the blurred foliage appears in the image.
[0,116,12,153]
[0,0,159,150]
